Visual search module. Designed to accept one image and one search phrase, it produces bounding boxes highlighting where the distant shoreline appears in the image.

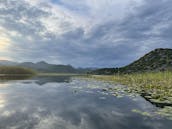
[0,74,34,76]
[0,73,85,77]
[37,73,85,76]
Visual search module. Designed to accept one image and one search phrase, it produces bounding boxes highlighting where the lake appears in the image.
[0,76,171,129]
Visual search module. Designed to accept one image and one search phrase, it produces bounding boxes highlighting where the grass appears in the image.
[0,66,36,75]
[86,71,172,107]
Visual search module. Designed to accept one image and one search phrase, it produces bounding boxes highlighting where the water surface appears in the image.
[0,76,171,129]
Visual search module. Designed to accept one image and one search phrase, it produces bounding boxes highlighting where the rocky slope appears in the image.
[91,48,172,75]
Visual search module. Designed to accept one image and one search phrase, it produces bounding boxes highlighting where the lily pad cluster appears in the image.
[84,72,172,108]
[78,72,172,120]
[131,106,172,120]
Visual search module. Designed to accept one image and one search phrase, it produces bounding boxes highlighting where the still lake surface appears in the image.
[0,76,171,129]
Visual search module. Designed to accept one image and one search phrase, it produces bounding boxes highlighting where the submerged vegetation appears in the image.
[0,66,36,75]
[82,71,172,120]
[86,71,172,107]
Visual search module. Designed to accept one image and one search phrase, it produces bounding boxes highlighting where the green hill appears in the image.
[91,48,172,75]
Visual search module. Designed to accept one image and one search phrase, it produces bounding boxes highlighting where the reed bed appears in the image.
[89,72,172,106]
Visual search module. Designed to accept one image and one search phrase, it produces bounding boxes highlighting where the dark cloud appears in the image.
[0,1,47,36]
[0,0,172,67]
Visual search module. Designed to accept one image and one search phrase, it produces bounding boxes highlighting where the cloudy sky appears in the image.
[0,0,172,68]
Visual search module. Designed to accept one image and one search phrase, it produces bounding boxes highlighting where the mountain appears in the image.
[20,62,79,73]
[0,60,92,73]
[91,48,172,75]
[0,60,18,66]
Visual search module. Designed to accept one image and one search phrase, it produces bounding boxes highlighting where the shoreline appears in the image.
[82,72,172,108]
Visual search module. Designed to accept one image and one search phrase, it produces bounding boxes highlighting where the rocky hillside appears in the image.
[91,48,172,75]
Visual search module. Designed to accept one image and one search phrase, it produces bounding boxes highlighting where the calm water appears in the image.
[0,76,171,129]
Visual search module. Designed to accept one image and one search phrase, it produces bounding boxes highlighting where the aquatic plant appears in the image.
[0,66,36,75]
[84,72,172,107]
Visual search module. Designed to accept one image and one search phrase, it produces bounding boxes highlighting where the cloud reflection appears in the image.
[0,77,171,129]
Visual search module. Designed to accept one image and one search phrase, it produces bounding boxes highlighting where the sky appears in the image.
[0,0,172,68]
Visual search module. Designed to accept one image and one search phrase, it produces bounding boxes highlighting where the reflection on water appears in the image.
[33,76,72,85]
[0,76,171,129]
[0,75,33,82]
[0,75,71,85]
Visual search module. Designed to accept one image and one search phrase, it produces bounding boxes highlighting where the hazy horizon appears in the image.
[0,0,172,67]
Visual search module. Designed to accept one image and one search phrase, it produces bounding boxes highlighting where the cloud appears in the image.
[0,0,172,67]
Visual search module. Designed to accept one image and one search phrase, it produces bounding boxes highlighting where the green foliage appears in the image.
[0,66,36,75]
[89,71,172,107]
[91,48,172,75]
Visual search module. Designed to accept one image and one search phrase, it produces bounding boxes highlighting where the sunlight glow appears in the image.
[0,57,12,61]
[0,94,6,108]
[0,26,11,52]
[0,37,10,51]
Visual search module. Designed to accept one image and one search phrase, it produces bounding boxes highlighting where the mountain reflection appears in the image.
[33,76,72,85]
[0,76,71,85]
